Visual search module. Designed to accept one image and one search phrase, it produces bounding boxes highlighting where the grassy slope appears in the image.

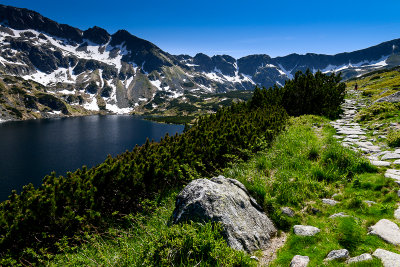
[50,111,399,266]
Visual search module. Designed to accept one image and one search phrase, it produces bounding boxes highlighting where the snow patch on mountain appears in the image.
[105,103,132,114]
[277,64,294,79]
[150,79,162,90]
[58,89,75,95]
[83,97,99,111]
[322,56,389,74]
[23,67,77,85]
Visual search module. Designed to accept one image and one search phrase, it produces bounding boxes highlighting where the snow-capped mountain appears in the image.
[0,4,400,117]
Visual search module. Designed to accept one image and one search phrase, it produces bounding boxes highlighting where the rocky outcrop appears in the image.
[374,91,400,103]
[172,175,277,252]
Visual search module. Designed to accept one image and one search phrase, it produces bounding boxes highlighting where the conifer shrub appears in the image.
[253,69,346,118]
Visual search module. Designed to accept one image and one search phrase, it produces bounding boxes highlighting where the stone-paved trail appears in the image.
[290,90,400,266]
[331,90,400,184]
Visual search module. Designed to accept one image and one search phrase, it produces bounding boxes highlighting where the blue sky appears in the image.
[2,0,400,58]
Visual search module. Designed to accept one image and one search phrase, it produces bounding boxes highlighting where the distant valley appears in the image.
[1,4,400,121]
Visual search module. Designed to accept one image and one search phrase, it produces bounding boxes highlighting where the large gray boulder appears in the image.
[373,249,400,267]
[369,219,400,245]
[172,175,277,252]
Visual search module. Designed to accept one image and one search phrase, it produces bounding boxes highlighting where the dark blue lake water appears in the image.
[0,115,183,201]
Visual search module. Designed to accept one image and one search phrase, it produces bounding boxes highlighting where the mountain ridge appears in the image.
[0,4,400,121]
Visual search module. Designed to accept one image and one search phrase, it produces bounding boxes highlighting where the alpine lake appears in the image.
[0,115,183,201]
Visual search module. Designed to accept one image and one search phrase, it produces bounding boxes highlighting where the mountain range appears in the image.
[0,4,400,120]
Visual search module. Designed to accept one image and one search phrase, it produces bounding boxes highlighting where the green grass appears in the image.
[47,114,399,266]
[222,115,399,266]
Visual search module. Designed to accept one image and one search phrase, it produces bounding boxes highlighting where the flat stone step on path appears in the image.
[385,169,400,180]
[371,161,391,167]
[368,219,400,245]
[337,129,366,135]
[382,153,400,160]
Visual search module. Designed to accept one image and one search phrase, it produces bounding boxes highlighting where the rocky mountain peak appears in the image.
[83,26,110,45]
[0,4,83,43]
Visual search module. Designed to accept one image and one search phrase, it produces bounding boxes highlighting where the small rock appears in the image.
[395,149,400,154]
[311,207,321,215]
[293,225,320,236]
[363,200,377,206]
[329,212,349,218]
[325,249,349,261]
[250,256,259,261]
[373,249,400,267]
[281,207,295,217]
[398,190,400,198]
[322,198,339,206]
[369,219,400,245]
[332,193,339,198]
[382,153,400,160]
[290,255,309,267]
[346,253,373,264]
[395,206,400,220]
[394,160,400,165]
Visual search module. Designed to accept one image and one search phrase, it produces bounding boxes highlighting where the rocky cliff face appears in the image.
[0,4,399,120]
